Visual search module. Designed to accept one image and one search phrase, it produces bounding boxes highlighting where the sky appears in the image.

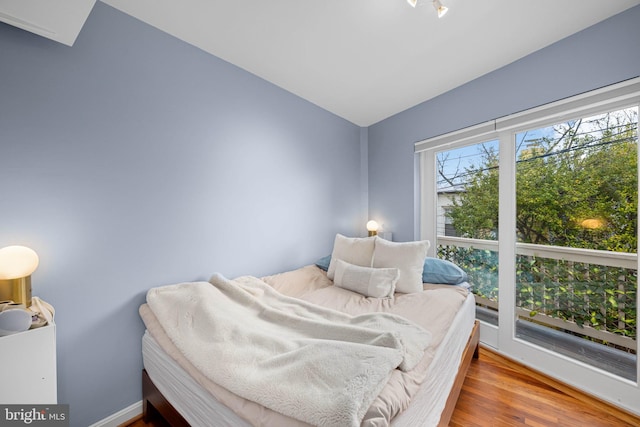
[436,106,638,193]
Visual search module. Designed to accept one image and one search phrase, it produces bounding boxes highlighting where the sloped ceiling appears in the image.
[3,1,640,125]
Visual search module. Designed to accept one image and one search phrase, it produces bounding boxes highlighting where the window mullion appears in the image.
[497,130,517,350]
[419,151,437,256]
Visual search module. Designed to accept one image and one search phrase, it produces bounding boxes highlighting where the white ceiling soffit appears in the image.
[0,0,96,46]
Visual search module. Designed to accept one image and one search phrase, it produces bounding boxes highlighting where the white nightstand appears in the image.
[0,322,57,404]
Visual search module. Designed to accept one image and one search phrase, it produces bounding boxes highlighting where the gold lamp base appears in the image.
[0,276,32,307]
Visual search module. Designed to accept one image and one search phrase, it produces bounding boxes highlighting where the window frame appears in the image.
[416,77,640,416]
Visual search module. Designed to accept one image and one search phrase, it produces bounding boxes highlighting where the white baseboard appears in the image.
[88,401,143,427]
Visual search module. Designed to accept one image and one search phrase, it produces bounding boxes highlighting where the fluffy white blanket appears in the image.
[146,273,431,427]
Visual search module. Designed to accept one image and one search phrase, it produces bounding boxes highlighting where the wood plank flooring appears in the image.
[123,346,639,427]
[450,347,636,427]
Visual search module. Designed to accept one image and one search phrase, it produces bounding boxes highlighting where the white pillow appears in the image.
[333,259,399,298]
[327,234,376,280]
[372,238,431,293]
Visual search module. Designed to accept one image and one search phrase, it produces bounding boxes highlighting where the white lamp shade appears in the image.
[366,220,380,232]
[407,0,418,7]
[0,246,39,280]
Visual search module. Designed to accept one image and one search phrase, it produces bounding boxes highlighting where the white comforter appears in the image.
[146,273,432,427]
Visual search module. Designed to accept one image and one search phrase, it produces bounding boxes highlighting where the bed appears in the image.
[139,235,479,427]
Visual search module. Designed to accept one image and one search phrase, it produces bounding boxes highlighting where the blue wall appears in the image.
[368,5,640,242]
[0,3,363,426]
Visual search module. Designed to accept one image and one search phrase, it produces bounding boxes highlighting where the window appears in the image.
[442,207,457,237]
[417,78,640,415]
[514,107,637,381]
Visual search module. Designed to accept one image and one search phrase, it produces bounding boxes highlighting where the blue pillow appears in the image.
[422,257,468,285]
[315,255,332,271]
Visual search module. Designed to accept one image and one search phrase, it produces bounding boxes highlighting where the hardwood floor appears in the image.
[450,348,636,427]
[123,346,639,427]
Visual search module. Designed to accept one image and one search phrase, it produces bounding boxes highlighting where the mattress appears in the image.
[141,281,476,427]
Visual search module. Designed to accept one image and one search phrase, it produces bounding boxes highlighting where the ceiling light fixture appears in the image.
[433,0,449,18]
[407,0,449,18]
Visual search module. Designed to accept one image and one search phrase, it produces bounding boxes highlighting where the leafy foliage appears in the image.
[447,146,499,240]
[438,245,637,344]
[514,114,638,251]
[515,256,637,340]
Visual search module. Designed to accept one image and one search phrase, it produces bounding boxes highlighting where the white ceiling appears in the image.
[3,1,640,126]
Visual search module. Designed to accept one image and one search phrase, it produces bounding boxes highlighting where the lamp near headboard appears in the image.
[0,246,39,307]
[366,220,380,237]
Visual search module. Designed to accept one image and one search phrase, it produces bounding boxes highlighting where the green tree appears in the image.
[446,145,499,240]
[446,109,638,253]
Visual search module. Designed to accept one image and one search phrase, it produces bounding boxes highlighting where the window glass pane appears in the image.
[436,140,499,325]
[437,142,499,240]
[514,107,638,381]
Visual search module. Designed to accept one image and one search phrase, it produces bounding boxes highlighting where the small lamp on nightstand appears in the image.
[366,220,380,237]
[0,246,39,308]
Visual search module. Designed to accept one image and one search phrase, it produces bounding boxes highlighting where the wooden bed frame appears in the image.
[142,320,480,427]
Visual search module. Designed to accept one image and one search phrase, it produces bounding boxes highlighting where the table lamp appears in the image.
[0,246,39,307]
[366,220,380,237]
